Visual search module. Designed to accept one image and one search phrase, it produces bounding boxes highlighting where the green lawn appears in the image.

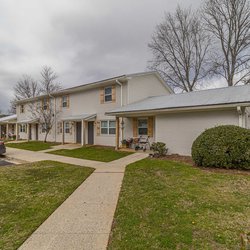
[49,146,133,162]
[0,161,94,250]
[6,141,59,151]
[108,159,250,250]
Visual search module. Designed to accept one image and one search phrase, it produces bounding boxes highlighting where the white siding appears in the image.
[127,74,171,104]
[155,109,239,156]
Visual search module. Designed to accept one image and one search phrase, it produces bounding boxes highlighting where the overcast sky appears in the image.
[0,0,203,113]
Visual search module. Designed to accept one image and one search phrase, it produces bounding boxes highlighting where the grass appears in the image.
[6,141,59,151]
[0,160,94,250]
[49,146,133,162]
[108,159,250,250]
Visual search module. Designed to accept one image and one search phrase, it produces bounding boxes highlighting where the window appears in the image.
[19,124,26,133]
[42,98,49,110]
[57,122,63,134]
[101,120,116,135]
[41,123,47,133]
[104,86,112,102]
[65,122,70,133]
[20,105,25,113]
[62,96,69,108]
[138,118,148,135]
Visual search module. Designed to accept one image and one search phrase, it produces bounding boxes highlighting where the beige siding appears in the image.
[155,109,239,156]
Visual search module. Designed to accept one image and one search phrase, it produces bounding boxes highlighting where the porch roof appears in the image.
[106,84,250,116]
[61,114,96,122]
[0,114,17,124]
[17,118,39,124]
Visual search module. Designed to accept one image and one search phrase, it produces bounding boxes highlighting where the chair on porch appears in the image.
[133,136,151,152]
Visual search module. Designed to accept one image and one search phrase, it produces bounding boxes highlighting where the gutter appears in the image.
[106,102,250,117]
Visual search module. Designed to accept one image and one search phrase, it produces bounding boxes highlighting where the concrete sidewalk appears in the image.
[8,148,148,250]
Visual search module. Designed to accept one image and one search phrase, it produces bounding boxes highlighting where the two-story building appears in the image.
[9,71,250,155]
[15,72,171,147]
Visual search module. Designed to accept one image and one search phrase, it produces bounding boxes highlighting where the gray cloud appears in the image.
[0,0,203,112]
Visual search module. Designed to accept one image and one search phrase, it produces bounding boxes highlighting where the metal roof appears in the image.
[61,114,96,121]
[0,114,17,123]
[16,71,172,104]
[107,85,250,115]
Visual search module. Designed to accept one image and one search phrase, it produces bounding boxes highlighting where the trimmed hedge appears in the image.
[192,125,250,170]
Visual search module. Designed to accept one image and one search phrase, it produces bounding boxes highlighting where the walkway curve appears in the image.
[6,148,148,250]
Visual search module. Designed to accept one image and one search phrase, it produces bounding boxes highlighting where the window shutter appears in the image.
[67,96,70,108]
[100,88,104,104]
[60,97,63,109]
[148,117,154,137]
[112,85,116,103]
[96,121,100,135]
[133,118,138,137]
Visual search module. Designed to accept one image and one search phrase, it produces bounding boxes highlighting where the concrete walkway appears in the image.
[6,148,148,250]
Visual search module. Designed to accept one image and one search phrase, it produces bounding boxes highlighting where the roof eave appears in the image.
[106,102,250,117]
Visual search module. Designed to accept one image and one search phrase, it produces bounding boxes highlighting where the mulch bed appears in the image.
[152,154,250,176]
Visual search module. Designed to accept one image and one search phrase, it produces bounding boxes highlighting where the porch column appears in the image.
[0,125,1,139]
[62,121,65,144]
[27,123,30,142]
[15,123,19,141]
[115,117,120,150]
[81,120,85,146]
[6,123,9,140]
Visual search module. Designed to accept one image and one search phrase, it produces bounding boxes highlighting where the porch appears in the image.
[61,114,96,146]
[114,116,155,150]
[0,115,17,140]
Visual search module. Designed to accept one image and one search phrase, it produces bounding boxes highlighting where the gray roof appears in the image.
[61,114,96,121]
[107,85,250,115]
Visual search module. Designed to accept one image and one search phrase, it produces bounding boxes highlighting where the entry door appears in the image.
[35,124,39,140]
[29,124,32,140]
[88,122,94,145]
[76,122,82,144]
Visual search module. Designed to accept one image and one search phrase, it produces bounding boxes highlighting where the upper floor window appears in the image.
[101,120,116,135]
[42,98,49,110]
[62,95,69,108]
[20,105,25,113]
[104,87,112,102]
[138,118,148,135]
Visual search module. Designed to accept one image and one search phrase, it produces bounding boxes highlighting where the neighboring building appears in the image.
[13,71,250,155]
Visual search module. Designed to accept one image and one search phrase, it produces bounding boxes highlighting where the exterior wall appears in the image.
[127,74,171,104]
[155,109,239,156]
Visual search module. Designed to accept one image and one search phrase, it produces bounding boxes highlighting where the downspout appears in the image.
[116,79,124,142]
[49,93,57,142]
[237,106,246,128]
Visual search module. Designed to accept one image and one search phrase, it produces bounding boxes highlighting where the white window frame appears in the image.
[101,120,116,135]
[19,124,26,133]
[104,86,112,103]
[65,122,70,133]
[138,118,148,136]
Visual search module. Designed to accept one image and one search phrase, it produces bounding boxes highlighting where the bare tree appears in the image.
[14,75,41,100]
[203,0,250,86]
[29,66,62,142]
[10,75,41,113]
[148,6,212,92]
[40,66,61,94]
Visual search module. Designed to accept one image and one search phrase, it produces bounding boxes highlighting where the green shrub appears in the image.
[151,142,168,157]
[192,125,250,170]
